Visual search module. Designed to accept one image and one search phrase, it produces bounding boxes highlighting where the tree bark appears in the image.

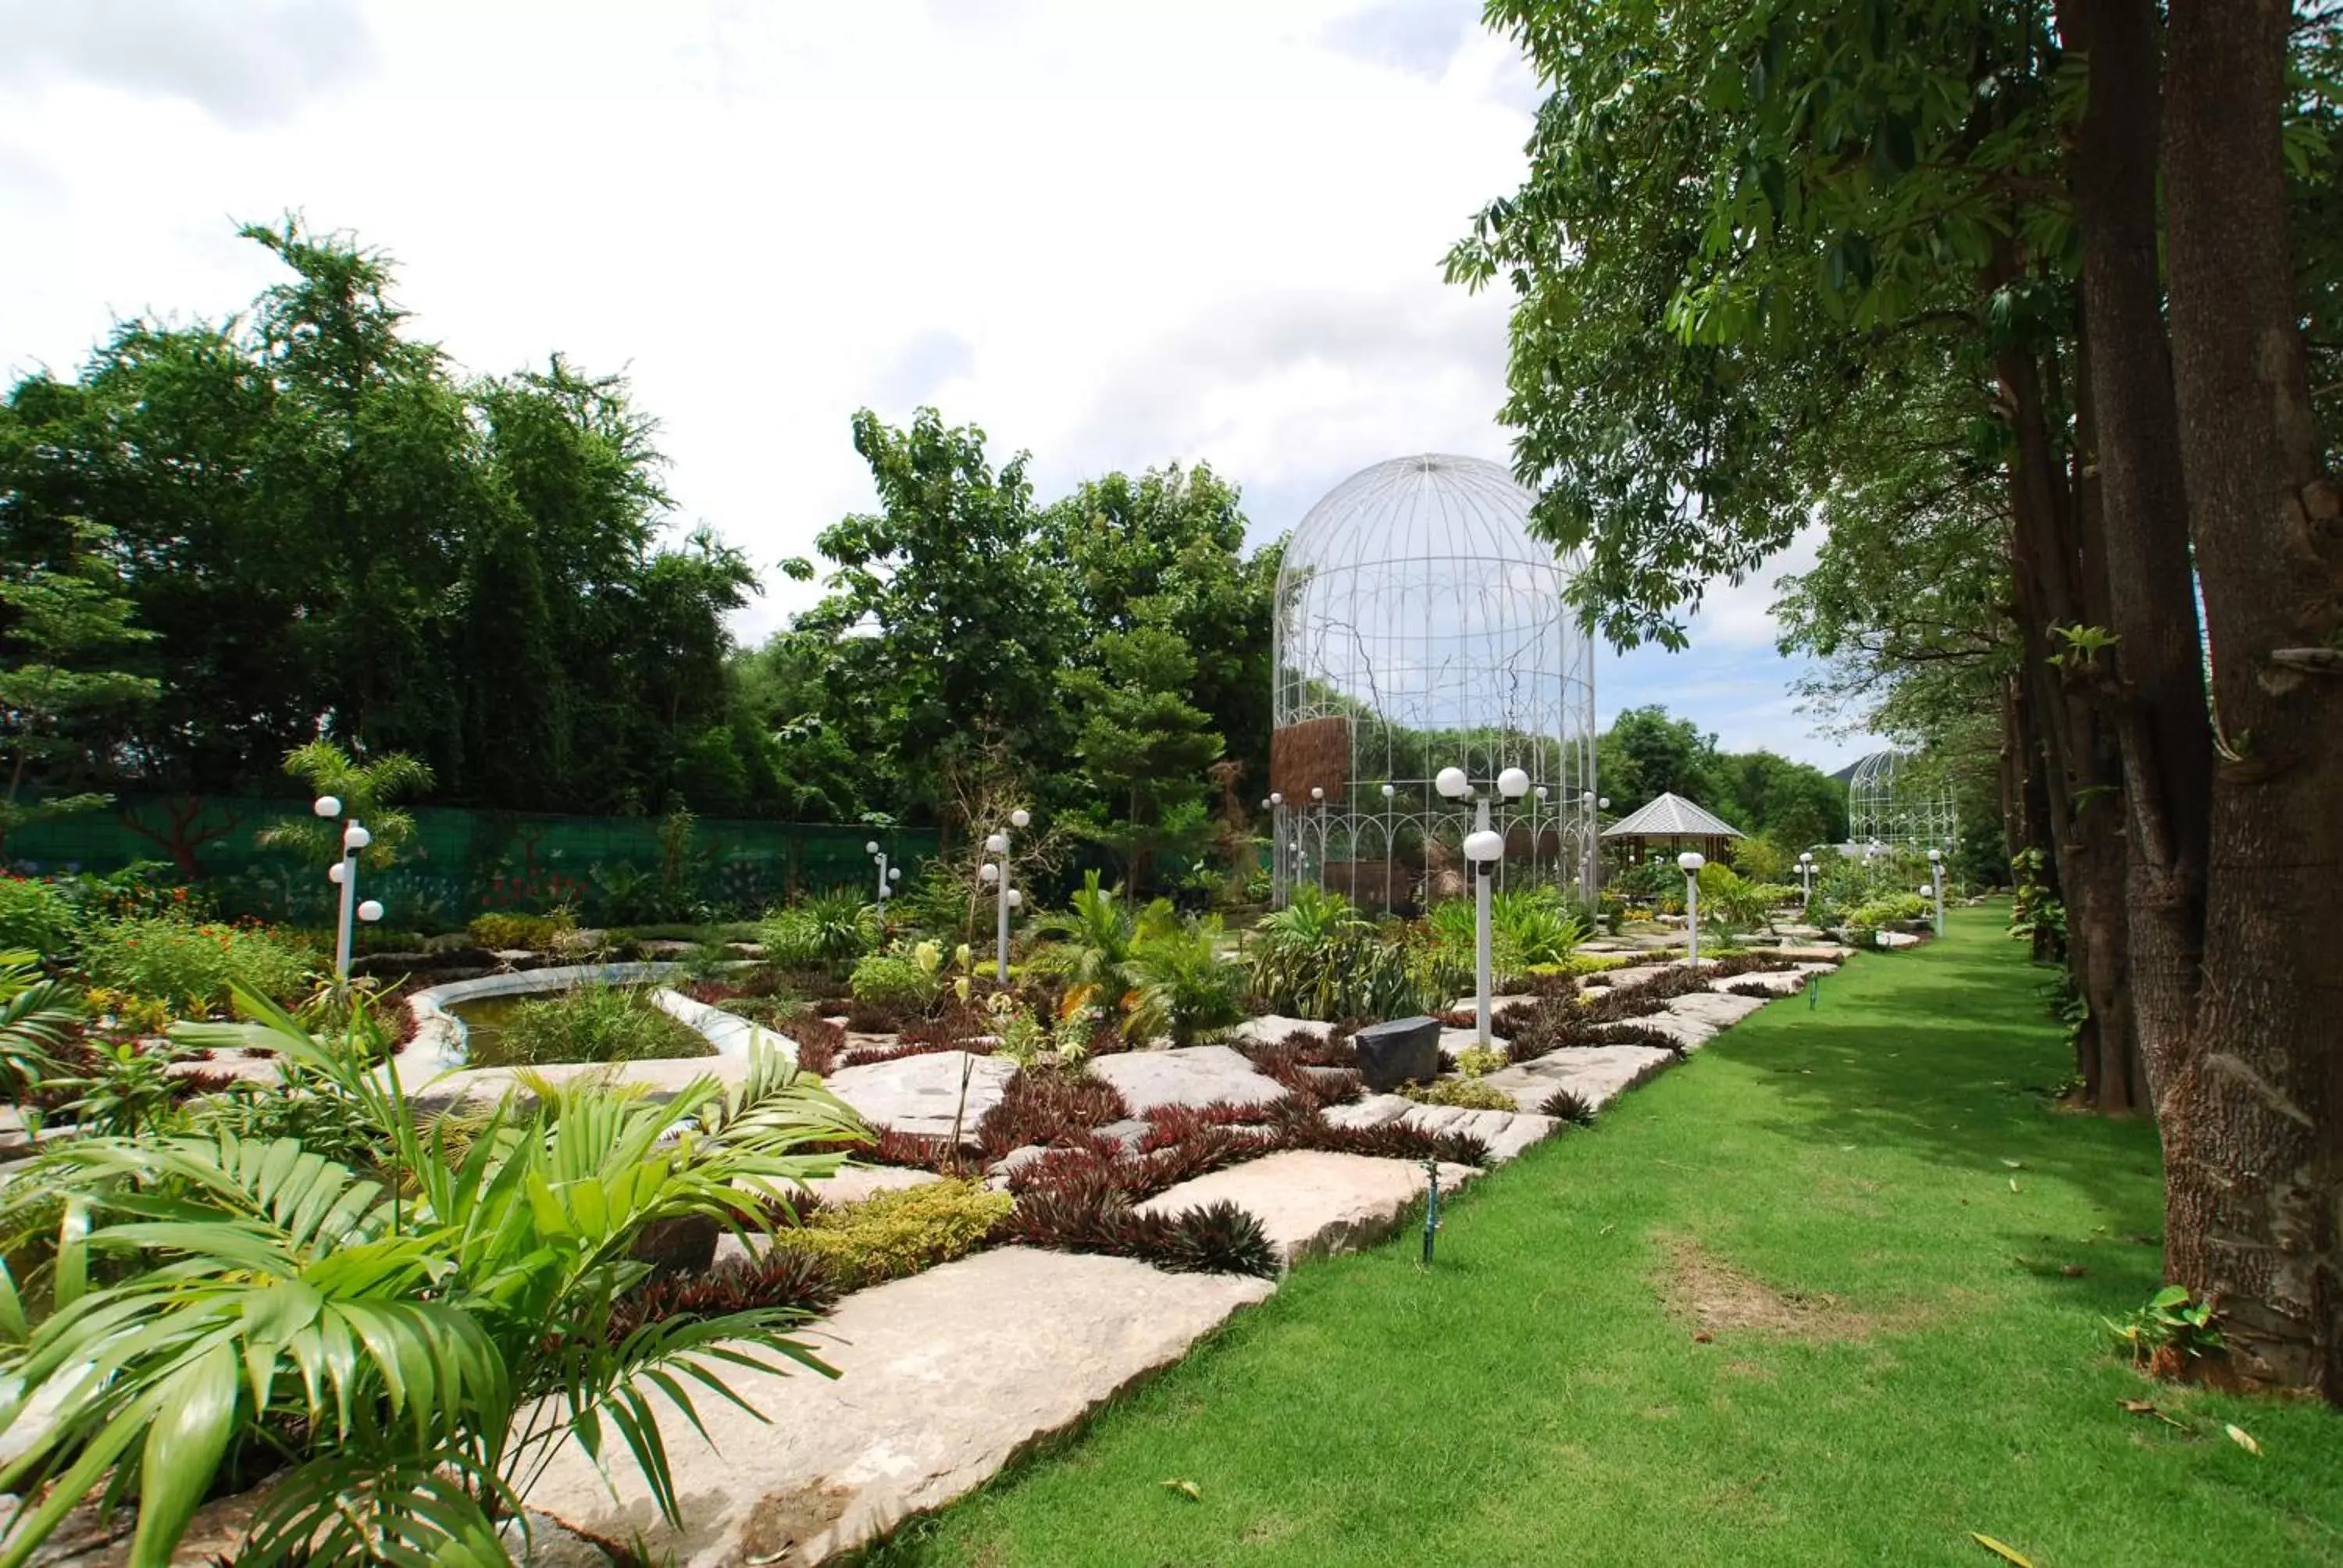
[2162,0,2343,1398]
[2061,0,2216,1118]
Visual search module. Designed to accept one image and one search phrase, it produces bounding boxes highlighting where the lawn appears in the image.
[864,907,2343,1566]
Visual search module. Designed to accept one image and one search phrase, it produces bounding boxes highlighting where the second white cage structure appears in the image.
[1269,454,1597,910]
[1846,749,1959,852]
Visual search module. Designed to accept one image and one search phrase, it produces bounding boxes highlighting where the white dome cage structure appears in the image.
[1846,749,1959,853]
[1269,454,1597,911]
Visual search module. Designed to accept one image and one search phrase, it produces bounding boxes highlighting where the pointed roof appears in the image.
[1601,792,1746,839]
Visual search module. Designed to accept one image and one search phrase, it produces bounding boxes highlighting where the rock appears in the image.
[811,1165,944,1206]
[1435,1027,1510,1063]
[1229,1014,1332,1046]
[1582,959,1713,990]
[1087,1046,1286,1115]
[522,1249,1274,1566]
[825,1051,1018,1143]
[1134,1149,1478,1267]
[1396,1105,1560,1163]
[164,1055,283,1088]
[1350,1016,1439,1091]
[1093,1118,1151,1149]
[499,1511,615,1568]
[636,939,700,959]
[403,1054,754,1115]
[1444,994,1536,1014]
[1321,1093,1413,1130]
[1664,991,1771,1035]
[1874,930,1922,949]
[1772,943,1856,962]
[1478,1044,1675,1114]
[982,1145,1051,1189]
[1711,969,1806,996]
[1600,1011,1715,1051]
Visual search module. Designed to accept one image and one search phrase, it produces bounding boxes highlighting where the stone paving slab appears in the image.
[1664,991,1773,1035]
[1444,993,1536,1015]
[406,1055,755,1115]
[1599,1011,1715,1051]
[1135,1149,1480,1267]
[523,1248,1275,1566]
[1322,1093,1413,1130]
[1713,969,1808,996]
[1479,1044,1675,1113]
[825,1051,1018,1143]
[1436,1026,1510,1062]
[1230,1014,1333,1046]
[1578,959,1714,990]
[1396,1104,1560,1163]
[1088,1045,1287,1114]
[1772,943,1856,962]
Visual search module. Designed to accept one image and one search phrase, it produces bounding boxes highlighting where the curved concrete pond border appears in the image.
[402,963,798,1078]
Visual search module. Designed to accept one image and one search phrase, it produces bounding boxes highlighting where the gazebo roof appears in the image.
[1601,792,1746,839]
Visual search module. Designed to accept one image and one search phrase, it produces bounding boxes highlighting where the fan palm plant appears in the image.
[0,982,869,1568]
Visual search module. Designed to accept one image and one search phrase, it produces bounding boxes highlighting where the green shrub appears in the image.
[850,950,940,1010]
[1403,1078,1517,1110]
[465,909,576,952]
[77,916,317,1014]
[0,876,78,956]
[1453,1045,1507,1078]
[760,888,878,973]
[1129,914,1246,1046]
[770,1178,1011,1291]
[1246,886,1446,1021]
[469,985,712,1068]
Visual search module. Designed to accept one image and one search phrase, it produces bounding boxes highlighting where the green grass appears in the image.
[864,907,2343,1566]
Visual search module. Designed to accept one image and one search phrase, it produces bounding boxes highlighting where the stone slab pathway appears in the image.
[522,1249,1275,1566]
[1479,1043,1677,1113]
[824,1052,1018,1143]
[1134,1149,1481,1267]
[1230,1014,1334,1047]
[1088,1045,1289,1114]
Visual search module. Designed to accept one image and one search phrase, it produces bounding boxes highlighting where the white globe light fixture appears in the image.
[1678,850,1707,968]
[312,795,341,819]
[865,840,880,856]
[1006,888,1023,909]
[1463,829,1505,862]
[327,862,347,886]
[1435,767,1470,800]
[342,823,372,851]
[984,832,1008,856]
[1011,808,1032,829]
[1381,782,1396,798]
[979,862,999,883]
[1311,786,1325,801]
[356,900,383,924]
[1496,767,1530,800]
[1269,792,1284,807]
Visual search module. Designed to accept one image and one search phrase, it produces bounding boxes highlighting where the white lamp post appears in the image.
[867,840,895,919]
[1927,848,1945,936]
[1678,850,1706,968]
[1379,782,1397,908]
[986,808,1030,984]
[1268,791,1286,907]
[317,795,376,984]
[1443,764,1528,1046]
[1798,850,1815,908]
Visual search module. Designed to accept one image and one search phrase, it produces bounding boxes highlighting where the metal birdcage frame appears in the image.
[1268,454,1597,911]
[1846,749,1959,853]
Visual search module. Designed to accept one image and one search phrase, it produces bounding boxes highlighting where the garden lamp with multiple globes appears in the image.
[1927,847,1946,936]
[866,840,901,918]
[1678,850,1706,969]
[315,794,383,983]
[1441,764,1529,1047]
[1798,850,1815,907]
[987,807,1032,983]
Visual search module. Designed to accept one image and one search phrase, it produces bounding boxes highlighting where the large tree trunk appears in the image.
[2162,0,2343,1399]
[2061,0,2216,1130]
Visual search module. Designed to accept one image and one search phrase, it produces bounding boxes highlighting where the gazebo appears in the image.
[1600,793,1747,861]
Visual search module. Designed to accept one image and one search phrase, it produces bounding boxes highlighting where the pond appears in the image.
[445,984,713,1070]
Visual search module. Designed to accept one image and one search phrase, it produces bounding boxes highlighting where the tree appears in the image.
[0,522,157,852]
[1454,0,2343,1395]
[1065,621,1225,890]
[1599,706,1724,810]
[255,741,436,869]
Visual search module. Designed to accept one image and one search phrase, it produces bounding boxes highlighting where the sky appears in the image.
[0,0,1872,770]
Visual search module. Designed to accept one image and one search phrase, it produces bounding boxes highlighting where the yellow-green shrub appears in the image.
[466,910,576,952]
[771,1178,1011,1292]
[1403,1078,1517,1111]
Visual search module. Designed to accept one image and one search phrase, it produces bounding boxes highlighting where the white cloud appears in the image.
[0,0,1863,765]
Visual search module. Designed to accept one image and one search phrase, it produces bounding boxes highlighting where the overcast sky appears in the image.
[0,0,1870,770]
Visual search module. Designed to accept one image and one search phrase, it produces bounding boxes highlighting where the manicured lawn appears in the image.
[865,907,2343,1566]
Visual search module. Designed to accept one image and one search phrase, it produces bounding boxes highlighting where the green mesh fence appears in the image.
[8,796,936,930]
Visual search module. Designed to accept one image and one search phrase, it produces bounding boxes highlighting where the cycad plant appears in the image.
[1033,872,1145,1020]
[254,740,436,870]
[0,982,868,1567]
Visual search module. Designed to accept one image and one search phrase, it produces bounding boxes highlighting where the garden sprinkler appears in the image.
[1808,973,1820,1010]
[1421,1157,1442,1265]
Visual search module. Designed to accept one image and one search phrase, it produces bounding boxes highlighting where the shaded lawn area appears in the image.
[862,907,2343,1566]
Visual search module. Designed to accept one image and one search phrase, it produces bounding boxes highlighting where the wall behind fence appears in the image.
[8,796,935,928]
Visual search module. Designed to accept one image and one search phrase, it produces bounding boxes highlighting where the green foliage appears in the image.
[1245,886,1444,1022]
[466,985,711,1070]
[1453,1046,1508,1078]
[769,1178,1012,1292]
[1403,1078,1517,1111]
[75,915,316,1014]
[1033,871,1147,1021]
[465,908,578,953]
[0,877,78,957]
[1128,914,1246,1047]
[759,888,879,974]
[254,741,435,869]
[2106,1285,2226,1370]
[55,1039,186,1140]
[1,996,865,1566]
[850,950,942,1012]
[1696,864,1794,935]
[1428,888,1591,982]
[0,953,82,1100]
